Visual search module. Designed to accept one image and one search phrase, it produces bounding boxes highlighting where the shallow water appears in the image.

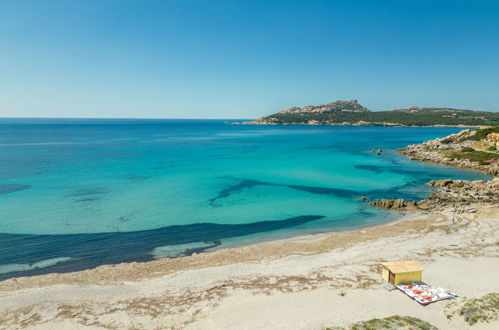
[0,119,489,279]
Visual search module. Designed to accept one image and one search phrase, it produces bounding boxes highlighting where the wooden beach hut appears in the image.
[381,261,422,286]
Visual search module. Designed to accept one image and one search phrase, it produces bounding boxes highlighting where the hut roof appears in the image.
[381,260,422,273]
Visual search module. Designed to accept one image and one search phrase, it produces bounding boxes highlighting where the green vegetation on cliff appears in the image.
[465,126,499,140]
[445,126,499,165]
[249,100,499,126]
[448,150,497,165]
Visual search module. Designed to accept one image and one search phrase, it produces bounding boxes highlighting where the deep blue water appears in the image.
[0,119,489,279]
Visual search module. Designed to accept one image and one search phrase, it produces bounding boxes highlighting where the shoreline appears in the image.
[239,122,491,129]
[1,201,497,329]
[0,210,415,291]
[207,210,403,251]
[0,208,404,282]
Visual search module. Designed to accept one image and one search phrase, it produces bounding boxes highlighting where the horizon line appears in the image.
[0,116,255,120]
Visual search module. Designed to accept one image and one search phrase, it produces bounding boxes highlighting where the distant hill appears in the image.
[244,100,499,127]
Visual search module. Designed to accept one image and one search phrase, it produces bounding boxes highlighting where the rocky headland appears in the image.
[243,99,499,127]
[398,128,499,176]
[370,127,499,213]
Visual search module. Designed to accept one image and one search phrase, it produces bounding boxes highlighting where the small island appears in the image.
[243,99,499,127]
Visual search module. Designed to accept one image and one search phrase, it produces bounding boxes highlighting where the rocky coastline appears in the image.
[369,178,499,213]
[370,128,499,213]
[398,129,499,176]
[243,119,407,126]
[242,120,487,128]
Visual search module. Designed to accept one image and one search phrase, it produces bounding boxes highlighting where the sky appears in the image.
[0,0,499,118]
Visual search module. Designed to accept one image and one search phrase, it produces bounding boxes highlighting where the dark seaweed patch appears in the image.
[209,179,262,205]
[355,165,388,174]
[207,175,444,208]
[209,177,359,206]
[68,187,106,197]
[74,198,100,203]
[0,184,31,195]
[127,175,149,181]
[287,184,357,198]
[116,215,131,223]
[0,215,324,280]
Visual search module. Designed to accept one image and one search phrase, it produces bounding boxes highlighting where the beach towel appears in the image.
[397,282,458,305]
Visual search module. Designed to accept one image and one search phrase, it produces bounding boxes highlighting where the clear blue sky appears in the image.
[1,0,498,118]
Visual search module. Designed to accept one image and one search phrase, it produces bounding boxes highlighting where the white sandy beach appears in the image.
[2,0,499,329]
[0,203,497,329]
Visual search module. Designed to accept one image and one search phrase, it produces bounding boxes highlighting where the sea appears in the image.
[0,119,490,279]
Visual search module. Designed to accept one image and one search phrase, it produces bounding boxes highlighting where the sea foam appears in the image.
[0,257,73,274]
[151,242,219,259]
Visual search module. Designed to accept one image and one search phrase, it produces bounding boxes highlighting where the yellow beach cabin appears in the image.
[381,261,422,286]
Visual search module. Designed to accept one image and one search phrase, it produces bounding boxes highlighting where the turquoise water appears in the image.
[0,120,489,278]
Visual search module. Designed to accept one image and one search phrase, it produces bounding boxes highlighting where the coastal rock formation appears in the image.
[244,100,369,125]
[275,99,368,114]
[398,128,499,176]
[372,129,498,215]
[368,198,433,211]
[369,178,499,212]
[487,132,499,146]
[368,199,420,211]
[427,178,499,204]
